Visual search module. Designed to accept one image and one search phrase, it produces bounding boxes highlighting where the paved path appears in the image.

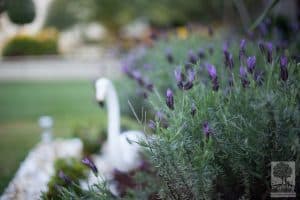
[0,55,121,81]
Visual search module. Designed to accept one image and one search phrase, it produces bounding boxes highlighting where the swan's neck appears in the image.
[106,83,120,143]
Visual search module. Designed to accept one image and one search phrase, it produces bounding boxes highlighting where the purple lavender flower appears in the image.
[166,89,174,110]
[197,48,206,59]
[266,42,273,63]
[143,78,154,92]
[58,170,72,185]
[223,46,233,69]
[183,82,193,90]
[206,64,219,91]
[145,83,153,92]
[202,122,211,139]
[191,103,196,117]
[240,39,246,51]
[258,41,266,55]
[82,157,98,175]
[174,68,184,89]
[239,39,246,61]
[148,120,156,130]
[222,41,229,53]
[121,64,133,79]
[212,78,219,91]
[254,70,264,86]
[239,66,247,77]
[239,66,250,88]
[155,111,164,121]
[188,50,197,64]
[174,68,195,90]
[280,55,288,81]
[246,56,256,74]
[165,48,174,64]
[206,64,217,80]
[132,70,144,86]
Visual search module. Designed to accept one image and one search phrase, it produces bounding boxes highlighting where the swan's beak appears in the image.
[98,101,105,108]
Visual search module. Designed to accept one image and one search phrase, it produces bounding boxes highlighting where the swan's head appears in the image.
[95,78,111,107]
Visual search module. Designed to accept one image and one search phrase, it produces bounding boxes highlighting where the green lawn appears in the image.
[0,80,139,194]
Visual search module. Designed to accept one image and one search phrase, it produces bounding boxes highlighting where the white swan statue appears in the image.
[95,78,145,173]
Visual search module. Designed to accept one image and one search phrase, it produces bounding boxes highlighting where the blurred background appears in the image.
[0,0,299,195]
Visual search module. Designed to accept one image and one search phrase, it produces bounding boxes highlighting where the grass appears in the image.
[0,80,140,195]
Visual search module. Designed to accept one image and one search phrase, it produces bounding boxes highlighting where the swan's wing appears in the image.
[118,131,144,170]
[120,130,145,145]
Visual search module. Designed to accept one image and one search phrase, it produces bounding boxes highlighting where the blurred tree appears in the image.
[44,0,268,35]
[6,0,36,25]
[0,0,5,14]
[89,0,135,35]
[45,0,88,31]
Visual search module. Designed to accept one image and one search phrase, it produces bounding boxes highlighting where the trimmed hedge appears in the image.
[2,30,59,57]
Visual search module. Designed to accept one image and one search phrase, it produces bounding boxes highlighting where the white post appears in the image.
[38,116,53,142]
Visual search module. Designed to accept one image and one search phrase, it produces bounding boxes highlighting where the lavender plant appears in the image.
[55,28,299,198]
[122,35,299,198]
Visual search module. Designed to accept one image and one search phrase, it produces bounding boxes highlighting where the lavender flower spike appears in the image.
[246,56,256,74]
[202,122,211,139]
[174,68,183,83]
[82,157,98,175]
[197,48,205,59]
[188,50,197,64]
[280,55,288,81]
[166,88,174,110]
[266,42,273,63]
[165,48,174,64]
[206,64,217,80]
[132,70,144,86]
[148,120,156,130]
[240,39,246,51]
[206,63,219,91]
[239,39,246,61]
[122,64,133,78]
[182,69,195,90]
[258,41,266,55]
[58,170,72,185]
[187,69,195,82]
[174,68,184,89]
[239,66,250,88]
[228,53,234,69]
[223,44,233,69]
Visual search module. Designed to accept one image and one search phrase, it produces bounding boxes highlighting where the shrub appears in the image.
[43,157,88,199]
[122,34,300,198]
[2,29,59,57]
